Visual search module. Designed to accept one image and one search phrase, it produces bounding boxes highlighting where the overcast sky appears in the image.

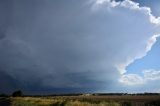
[0,0,160,94]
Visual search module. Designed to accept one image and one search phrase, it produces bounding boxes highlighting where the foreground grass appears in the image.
[0,96,159,106]
[11,97,120,106]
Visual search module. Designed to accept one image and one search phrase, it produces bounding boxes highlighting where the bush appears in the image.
[12,90,23,97]
[0,93,8,97]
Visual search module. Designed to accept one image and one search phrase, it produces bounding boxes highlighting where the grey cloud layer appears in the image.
[0,0,159,93]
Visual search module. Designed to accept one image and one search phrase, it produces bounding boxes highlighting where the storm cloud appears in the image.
[0,0,160,94]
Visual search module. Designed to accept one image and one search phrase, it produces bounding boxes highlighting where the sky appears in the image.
[0,0,160,94]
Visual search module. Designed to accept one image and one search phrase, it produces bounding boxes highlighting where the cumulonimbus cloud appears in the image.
[0,0,160,93]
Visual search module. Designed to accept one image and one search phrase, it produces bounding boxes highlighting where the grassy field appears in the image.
[1,95,160,106]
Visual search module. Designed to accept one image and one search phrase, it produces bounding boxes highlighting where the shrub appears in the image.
[12,90,23,97]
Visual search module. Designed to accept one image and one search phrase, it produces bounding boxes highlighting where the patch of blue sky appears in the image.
[126,37,160,76]
[116,0,160,16]
[133,0,160,17]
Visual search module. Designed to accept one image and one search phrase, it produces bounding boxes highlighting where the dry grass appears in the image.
[10,97,121,106]
[1,95,159,106]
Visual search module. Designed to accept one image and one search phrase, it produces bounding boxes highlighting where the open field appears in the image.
[1,95,160,106]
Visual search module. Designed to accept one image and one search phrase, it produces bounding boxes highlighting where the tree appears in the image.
[12,90,23,97]
[0,93,8,97]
